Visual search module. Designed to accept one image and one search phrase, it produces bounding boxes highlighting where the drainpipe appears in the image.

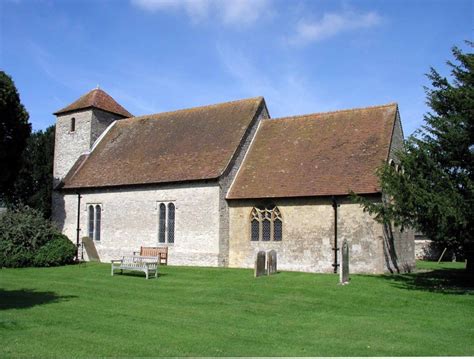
[331,196,340,273]
[76,192,82,262]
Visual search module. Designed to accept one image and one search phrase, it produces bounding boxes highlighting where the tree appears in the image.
[357,43,473,272]
[7,126,55,218]
[0,72,31,201]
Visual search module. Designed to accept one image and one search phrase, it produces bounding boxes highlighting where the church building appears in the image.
[52,88,415,274]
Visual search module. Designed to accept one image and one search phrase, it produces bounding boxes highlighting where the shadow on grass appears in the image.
[372,268,474,295]
[112,271,165,279]
[0,289,77,310]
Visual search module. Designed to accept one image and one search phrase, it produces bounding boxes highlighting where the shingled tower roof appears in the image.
[54,88,133,118]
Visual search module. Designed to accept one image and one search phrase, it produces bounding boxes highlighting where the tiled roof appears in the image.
[227,103,398,199]
[62,97,265,189]
[54,88,133,118]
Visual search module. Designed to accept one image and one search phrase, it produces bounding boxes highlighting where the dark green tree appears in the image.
[357,43,473,272]
[7,126,55,218]
[0,72,31,202]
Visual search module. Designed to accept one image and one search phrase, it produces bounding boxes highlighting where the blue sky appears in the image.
[1,0,472,134]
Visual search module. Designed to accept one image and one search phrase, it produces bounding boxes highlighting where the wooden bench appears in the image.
[111,256,159,279]
[133,246,168,265]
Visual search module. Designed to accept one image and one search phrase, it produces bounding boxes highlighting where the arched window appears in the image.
[70,117,76,132]
[88,204,102,241]
[250,208,260,241]
[389,159,396,170]
[158,203,166,243]
[88,205,94,238]
[249,205,283,242]
[157,202,176,244]
[167,203,175,244]
[95,205,101,241]
[273,207,283,241]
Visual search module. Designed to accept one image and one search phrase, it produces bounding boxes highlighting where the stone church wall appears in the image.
[53,109,121,184]
[217,104,269,267]
[56,182,221,266]
[227,197,388,274]
[388,110,404,161]
[54,110,93,182]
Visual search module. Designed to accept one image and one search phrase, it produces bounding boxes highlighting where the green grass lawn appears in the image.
[1,261,473,357]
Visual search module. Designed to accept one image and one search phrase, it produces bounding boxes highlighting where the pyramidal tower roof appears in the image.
[54,88,133,118]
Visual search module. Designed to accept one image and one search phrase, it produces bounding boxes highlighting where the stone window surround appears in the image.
[388,158,404,174]
[156,200,176,245]
[86,203,102,242]
[250,205,283,242]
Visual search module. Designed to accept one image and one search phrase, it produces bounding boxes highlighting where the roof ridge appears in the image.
[269,102,398,122]
[130,96,264,121]
[54,88,132,117]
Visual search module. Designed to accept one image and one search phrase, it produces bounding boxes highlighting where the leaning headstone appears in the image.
[255,251,266,277]
[267,250,277,275]
[82,236,100,262]
[340,239,349,284]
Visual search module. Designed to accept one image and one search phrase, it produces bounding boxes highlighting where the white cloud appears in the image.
[131,0,271,26]
[216,0,270,25]
[289,10,382,45]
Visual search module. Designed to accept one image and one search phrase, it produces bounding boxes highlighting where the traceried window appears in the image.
[88,204,102,241]
[249,205,283,242]
[250,208,260,241]
[157,202,175,244]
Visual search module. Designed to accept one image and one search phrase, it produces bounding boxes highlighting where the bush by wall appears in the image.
[33,234,76,267]
[0,206,75,267]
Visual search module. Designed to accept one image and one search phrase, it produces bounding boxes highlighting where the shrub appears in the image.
[0,206,75,267]
[33,234,76,267]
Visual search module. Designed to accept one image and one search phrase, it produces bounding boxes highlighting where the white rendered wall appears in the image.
[57,182,221,266]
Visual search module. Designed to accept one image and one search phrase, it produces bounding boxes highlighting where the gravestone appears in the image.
[82,236,100,262]
[267,250,277,275]
[340,239,349,284]
[255,251,266,277]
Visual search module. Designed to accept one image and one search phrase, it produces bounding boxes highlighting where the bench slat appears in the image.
[139,247,168,265]
[111,256,159,279]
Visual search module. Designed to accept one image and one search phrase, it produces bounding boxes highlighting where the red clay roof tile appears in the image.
[226,103,398,199]
[54,88,132,118]
[62,97,264,189]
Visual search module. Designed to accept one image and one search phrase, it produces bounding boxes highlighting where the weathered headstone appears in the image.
[267,250,277,275]
[255,251,266,277]
[82,236,100,262]
[340,239,349,284]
